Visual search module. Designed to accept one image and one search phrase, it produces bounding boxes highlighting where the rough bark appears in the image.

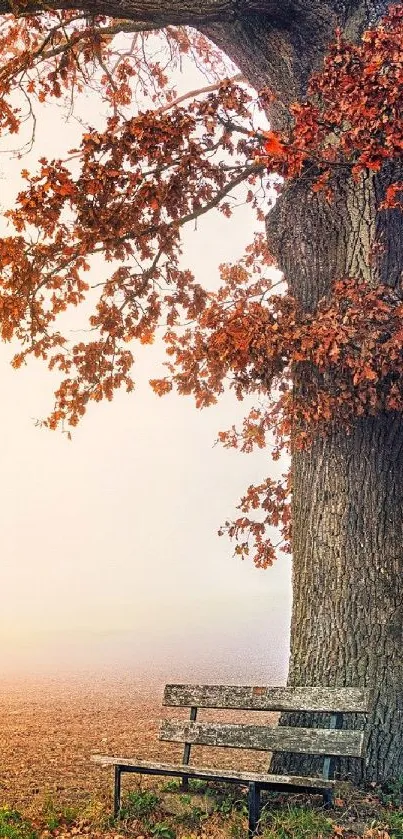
[0,0,304,27]
[265,166,403,782]
[1,0,401,781]
[287,418,403,782]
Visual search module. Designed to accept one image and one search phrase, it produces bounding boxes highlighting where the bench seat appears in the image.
[92,754,335,789]
[92,684,370,836]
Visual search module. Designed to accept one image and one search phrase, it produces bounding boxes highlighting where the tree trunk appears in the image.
[288,418,403,783]
[265,168,403,782]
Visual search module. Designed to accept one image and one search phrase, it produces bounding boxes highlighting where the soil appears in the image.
[0,672,273,817]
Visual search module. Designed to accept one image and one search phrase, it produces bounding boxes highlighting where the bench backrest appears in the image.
[159,685,370,777]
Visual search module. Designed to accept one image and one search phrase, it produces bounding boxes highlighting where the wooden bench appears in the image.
[92,684,370,836]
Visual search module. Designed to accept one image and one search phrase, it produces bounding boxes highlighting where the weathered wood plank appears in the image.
[91,755,335,789]
[163,685,370,713]
[159,720,365,757]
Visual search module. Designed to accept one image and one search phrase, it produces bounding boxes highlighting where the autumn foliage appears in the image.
[0,5,402,567]
[260,6,403,183]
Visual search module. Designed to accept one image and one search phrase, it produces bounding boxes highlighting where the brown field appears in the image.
[1,673,400,839]
[0,672,272,818]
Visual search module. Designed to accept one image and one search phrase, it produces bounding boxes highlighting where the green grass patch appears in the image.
[150,821,176,838]
[120,788,160,820]
[379,778,403,809]
[260,804,334,839]
[187,780,208,794]
[41,795,79,830]
[162,779,181,792]
[384,809,403,839]
[0,808,37,839]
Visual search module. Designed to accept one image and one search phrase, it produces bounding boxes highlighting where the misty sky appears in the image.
[0,40,292,681]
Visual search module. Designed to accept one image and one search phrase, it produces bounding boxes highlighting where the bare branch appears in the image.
[154,72,244,115]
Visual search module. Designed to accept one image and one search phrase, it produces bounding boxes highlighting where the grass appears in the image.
[114,781,403,839]
[150,822,176,838]
[0,782,403,839]
[260,804,334,839]
[384,810,403,839]
[41,796,79,830]
[120,788,160,820]
[0,808,37,839]
[379,779,403,809]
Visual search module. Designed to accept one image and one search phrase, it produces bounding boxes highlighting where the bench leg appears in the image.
[114,766,122,819]
[248,782,261,837]
[181,776,189,791]
[323,789,333,809]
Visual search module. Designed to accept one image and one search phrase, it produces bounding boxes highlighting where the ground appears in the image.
[0,674,401,839]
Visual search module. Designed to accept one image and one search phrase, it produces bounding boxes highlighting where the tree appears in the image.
[0,0,402,782]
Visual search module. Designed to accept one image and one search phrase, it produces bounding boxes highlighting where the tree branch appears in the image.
[0,0,285,26]
[36,20,163,63]
[153,73,244,115]
[94,162,264,253]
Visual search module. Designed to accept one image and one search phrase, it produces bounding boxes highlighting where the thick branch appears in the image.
[0,0,286,26]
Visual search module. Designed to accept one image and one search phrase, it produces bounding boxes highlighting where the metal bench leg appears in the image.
[114,765,122,818]
[323,788,333,809]
[248,782,261,837]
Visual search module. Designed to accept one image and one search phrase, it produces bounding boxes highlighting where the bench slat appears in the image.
[163,685,370,713]
[91,755,335,789]
[159,720,365,757]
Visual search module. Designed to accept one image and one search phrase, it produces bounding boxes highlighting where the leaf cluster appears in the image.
[0,6,402,566]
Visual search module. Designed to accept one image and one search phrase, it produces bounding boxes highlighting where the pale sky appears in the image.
[0,38,292,682]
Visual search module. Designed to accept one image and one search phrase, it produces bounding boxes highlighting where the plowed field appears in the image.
[0,673,273,817]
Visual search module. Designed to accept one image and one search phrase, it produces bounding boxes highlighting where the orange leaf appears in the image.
[263,131,286,156]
